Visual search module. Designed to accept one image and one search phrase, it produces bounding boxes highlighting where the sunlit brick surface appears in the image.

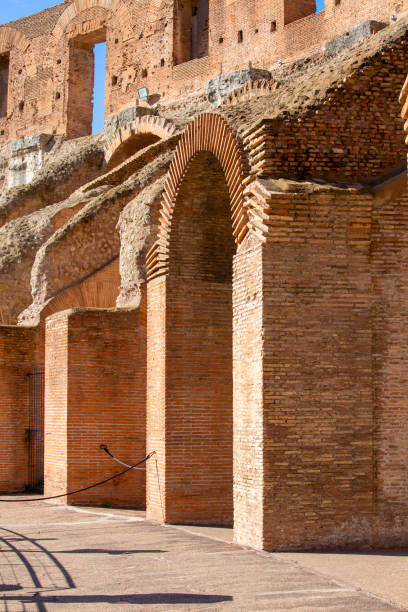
[44,308,146,508]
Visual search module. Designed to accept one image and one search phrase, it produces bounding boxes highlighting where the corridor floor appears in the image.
[0,497,405,611]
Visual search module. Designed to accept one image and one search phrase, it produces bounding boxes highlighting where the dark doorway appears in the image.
[27,370,45,492]
[174,0,209,65]
[0,54,9,118]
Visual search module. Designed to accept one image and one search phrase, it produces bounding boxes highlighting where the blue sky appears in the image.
[2,0,60,23]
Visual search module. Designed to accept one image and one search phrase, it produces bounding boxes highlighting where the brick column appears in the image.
[371,185,408,547]
[261,191,374,550]
[0,326,38,492]
[146,276,166,522]
[233,237,265,549]
[44,308,146,507]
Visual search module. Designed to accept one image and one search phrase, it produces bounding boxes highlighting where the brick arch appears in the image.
[104,116,176,168]
[0,26,30,55]
[53,0,132,38]
[222,79,276,107]
[146,113,250,279]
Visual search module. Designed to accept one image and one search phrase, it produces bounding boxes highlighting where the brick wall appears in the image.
[44,307,146,508]
[261,190,374,550]
[0,325,40,492]
[243,36,408,186]
[371,184,408,547]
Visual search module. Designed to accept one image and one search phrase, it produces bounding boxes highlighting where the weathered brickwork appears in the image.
[242,36,408,185]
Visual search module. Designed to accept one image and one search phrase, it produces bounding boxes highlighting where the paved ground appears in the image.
[0,497,405,611]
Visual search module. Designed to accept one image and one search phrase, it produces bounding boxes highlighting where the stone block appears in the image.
[7,134,53,189]
[325,20,388,56]
[104,106,156,140]
[205,68,272,108]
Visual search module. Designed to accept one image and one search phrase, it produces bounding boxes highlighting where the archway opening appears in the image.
[166,151,234,526]
[173,0,209,64]
[67,28,106,138]
[106,133,161,172]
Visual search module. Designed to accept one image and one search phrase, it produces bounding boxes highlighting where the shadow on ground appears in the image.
[0,593,233,605]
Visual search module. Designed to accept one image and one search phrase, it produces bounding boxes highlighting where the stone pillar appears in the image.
[44,308,146,508]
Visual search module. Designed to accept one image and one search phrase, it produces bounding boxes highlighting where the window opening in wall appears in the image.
[316,0,325,13]
[0,54,9,119]
[174,0,209,65]
[67,30,106,139]
[283,0,316,25]
[92,41,107,134]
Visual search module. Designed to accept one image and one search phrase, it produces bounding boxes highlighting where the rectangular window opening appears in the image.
[0,54,10,119]
[174,0,209,65]
[316,0,325,13]
[92,41,107,134]
[284,0,317,25]
[67,30,106,139]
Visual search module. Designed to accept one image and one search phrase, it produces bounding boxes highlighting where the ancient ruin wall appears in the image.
[1,0,408,144]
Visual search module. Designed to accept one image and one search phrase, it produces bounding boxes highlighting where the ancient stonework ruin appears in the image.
[2,0,408,552]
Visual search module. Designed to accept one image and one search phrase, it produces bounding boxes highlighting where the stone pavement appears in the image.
[0,497,404,611]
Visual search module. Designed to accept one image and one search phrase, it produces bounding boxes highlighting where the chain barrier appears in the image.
[0,448,156,503]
